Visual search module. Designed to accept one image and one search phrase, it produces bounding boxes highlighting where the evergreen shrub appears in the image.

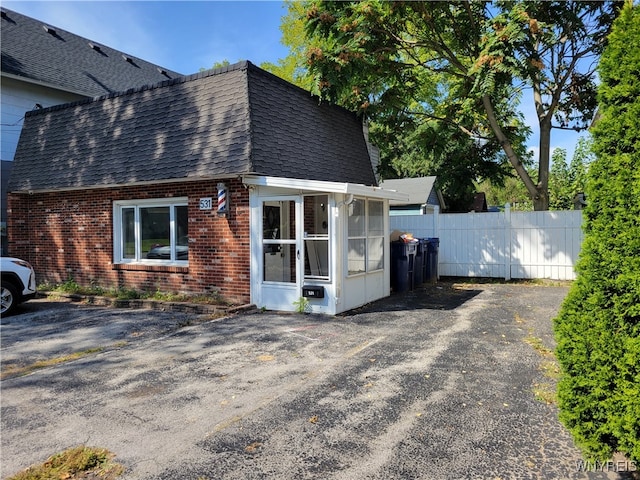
[553,1,640,463]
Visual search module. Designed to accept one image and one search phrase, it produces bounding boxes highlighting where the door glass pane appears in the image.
[263,201,297,283]
[263,205,281,240]
[284,244,297,282]
[283,201,296,239]
[263,244,297,283]
[122,208,135,259]
[141,206,170,259]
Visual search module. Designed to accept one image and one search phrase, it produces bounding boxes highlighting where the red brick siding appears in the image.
[7,179,251,304]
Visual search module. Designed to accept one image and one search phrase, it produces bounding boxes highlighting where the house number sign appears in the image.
[199,198,213,210]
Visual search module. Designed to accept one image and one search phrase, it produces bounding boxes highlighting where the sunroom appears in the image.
[245,176,407,315]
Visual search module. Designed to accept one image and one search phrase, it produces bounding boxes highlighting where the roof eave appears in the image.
[8,174,246,195]
[241,175,409,201]
[1,71,96,97]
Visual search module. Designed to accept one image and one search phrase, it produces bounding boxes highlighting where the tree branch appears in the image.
[481,95,539,198]
[406,110,490,139]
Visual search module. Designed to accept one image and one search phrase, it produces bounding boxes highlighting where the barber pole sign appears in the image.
[217,182,228,216]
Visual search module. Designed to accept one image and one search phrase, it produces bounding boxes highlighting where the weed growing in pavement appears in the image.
[293,296,311,314]
[40,279,227,305]
[524,333,554,357]
[522,324,560,405]
[1,347,106,380]
[7,445,124,480]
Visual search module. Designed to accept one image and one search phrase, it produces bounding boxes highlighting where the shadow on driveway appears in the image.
[341,281,483,315]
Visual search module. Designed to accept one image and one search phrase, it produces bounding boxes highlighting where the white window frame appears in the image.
[113,197,188,265]
[347,198,385,277]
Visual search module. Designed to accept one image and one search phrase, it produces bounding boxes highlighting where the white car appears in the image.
[1,257,37,316]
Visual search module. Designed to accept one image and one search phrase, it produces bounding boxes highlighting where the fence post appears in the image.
[433,205,440,238]
[504,203,511,281]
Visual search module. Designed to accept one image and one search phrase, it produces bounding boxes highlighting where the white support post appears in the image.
[434,205,440,279]
[504,203,511,281]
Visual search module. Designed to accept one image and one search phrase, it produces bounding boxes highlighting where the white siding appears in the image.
[1,77,83,161]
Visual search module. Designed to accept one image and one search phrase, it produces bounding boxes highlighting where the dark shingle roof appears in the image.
[248,66,376,185]
[1,8,182,96]
[9,61,377,192]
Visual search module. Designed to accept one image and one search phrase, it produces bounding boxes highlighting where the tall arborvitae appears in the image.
[554,0,640,463]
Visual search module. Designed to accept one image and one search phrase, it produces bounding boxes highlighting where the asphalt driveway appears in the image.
[0,282,627,479]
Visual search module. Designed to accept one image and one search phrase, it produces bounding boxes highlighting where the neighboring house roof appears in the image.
[471,192,488,212]
[0,8,182,97]
[379,177,444,207]
[9,61,378,193]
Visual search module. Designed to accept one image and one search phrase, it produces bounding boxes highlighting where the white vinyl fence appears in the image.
[390,206,584,281]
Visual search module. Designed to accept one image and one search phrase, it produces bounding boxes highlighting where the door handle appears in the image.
[297,249,300,260]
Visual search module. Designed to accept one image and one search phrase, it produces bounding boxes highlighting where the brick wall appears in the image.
[7,178,251,304]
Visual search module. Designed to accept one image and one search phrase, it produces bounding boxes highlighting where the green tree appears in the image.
[569,136,593,199]
[553,1,640,463]
[299,1,620,210]
[201,60,231,72]
[476,168,534,211]
[261,1,317,92]
[548,148,572,210]
[372,113,514,211]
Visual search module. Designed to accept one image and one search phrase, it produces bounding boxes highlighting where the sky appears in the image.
[4,0,583,163]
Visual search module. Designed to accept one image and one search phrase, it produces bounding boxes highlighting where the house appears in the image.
[471,192,489,212]
[8,61,407,314]
[0,7,181,254]
[379,177,445,215]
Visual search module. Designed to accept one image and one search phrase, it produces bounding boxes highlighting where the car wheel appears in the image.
[1,281,19,316]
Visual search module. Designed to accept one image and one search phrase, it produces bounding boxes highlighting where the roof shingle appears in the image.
[9,61,377,192]
[1,8,182,96]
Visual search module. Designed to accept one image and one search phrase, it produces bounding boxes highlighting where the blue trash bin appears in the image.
[391,241,417,293]
[419,238,429,283]
[425,238,440,283]
[414,240,424,285]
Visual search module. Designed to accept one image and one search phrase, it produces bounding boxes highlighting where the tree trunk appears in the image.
[481,95,540,203]
[535,117,552,211]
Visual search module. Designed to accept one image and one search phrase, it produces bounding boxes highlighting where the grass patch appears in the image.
[1,347,108,380]
[447,276,573,287]
[524,334,554,357]
[533,382,557,405]
[7,445,124,480]
[523,334,560,405]
[519,320,560,405]
[40,279,227,305]
[534,357,561,405]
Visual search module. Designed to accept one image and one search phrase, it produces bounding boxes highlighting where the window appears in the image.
[367,200,384,271]
[114,198,188,264]
[347,198,385,275]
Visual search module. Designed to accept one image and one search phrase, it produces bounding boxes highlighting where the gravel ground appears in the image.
[1,282,634,479]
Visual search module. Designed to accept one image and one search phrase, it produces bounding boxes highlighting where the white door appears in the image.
[259,197,303,311]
